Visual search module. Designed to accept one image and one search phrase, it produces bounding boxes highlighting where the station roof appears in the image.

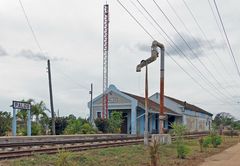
[122,92,181,116]
[165,96,213,116]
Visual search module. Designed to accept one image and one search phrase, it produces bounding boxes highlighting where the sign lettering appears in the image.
[12,101,31,110]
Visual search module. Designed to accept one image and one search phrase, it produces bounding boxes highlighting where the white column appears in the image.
[12,108,17,136]
[27,109,31,136]
[131,101,137,135]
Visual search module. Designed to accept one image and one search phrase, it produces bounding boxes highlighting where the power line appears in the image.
[182,0,240,79]
[165,0,237,97]
[53,68,89,91]
[116,0,232,104]
[207,0,227,52]
[212,0,240,78]
[18,0,43,53]
[206,0,240,90]
[152,0,235,103]
[116,0,155,40]
[165,51,224,104]
[135,0,234,103]
[18,0,89,94]
[181,0,239,88]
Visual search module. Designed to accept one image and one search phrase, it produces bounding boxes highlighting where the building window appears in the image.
[97,112,101,118]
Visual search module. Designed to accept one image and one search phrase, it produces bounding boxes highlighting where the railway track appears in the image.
[0,138,143,159]
[0,133,208,160]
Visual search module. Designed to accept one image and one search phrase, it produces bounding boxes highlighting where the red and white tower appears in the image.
[102,4,109,118]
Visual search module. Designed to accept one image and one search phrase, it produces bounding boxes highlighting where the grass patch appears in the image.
[2,136,238,166]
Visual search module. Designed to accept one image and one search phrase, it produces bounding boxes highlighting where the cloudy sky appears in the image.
[0,0,239,119]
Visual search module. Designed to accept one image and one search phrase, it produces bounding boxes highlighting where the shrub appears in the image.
[94,118,109,133]
[64,119,96,135]
[170,123,190,159]
[17,123,43,136]
[55,150,74,166]
[177,144,190,159]
[80,123,96,134]
[170,123,187,143]
[212,135,222,148]
[64,119,82,135]
[203,136,212,148]
[0,111,11,136]
[31,123,43,135]
[202,135,222,148]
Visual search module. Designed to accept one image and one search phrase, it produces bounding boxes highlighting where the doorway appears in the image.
[168,115,175,129]
[121,112,128,134]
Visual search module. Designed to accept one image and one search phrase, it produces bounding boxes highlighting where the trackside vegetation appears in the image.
[4,136,238,166]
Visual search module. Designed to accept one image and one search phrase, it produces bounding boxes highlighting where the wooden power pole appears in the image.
[47,59,55,135]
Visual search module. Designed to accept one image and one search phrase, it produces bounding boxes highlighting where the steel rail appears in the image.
[0,139,143,159]
[0,133,209,160]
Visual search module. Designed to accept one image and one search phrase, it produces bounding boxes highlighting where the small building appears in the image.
[89,85,212,135]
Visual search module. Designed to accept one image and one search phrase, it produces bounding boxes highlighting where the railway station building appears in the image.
[89,85,213,135]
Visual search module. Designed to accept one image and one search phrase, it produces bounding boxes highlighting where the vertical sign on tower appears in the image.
[102,4,109,118]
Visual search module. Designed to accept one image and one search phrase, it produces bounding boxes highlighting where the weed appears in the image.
[55,150,75,166]
[149,139,160,166]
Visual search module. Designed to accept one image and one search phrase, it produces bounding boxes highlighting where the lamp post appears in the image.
[136,48,158,146]
[137,60,149,145]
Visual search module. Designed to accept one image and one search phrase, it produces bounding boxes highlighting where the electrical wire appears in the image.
[165,0,237,97]
[18,0,90,93]
[181,0,239,88]
[152,0,235,103]
[19,0,43,53]
[116,0,232,104]
[206,0,239,89]
[212,0,240,78]
[116,0,155,40]
[134,0,234,103]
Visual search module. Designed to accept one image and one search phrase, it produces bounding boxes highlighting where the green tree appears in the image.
[40,115,50,134]
[213,112,235,127]
[31,101,48,124]
[0,111,12,136]
[109,111,122,133]
[66,114,76,121]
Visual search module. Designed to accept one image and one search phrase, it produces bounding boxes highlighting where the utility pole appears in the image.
[47,59,55,135]
[89,83,93,123]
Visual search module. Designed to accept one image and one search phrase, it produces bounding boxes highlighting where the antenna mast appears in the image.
[102,4,109,118]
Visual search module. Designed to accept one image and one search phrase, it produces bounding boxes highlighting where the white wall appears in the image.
[149,93,183,115]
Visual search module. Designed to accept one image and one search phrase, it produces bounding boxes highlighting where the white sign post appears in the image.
[12,101,31,136]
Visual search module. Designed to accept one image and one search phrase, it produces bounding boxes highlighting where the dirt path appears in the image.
[200,143,240,166]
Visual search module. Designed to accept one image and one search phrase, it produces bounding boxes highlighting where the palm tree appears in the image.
[31,101,48,123]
